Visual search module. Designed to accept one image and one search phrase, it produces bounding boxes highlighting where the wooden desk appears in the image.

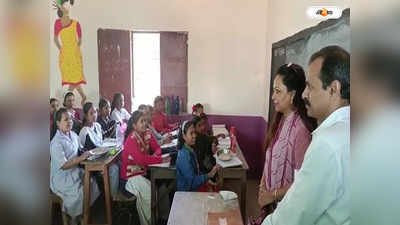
[149,144,249,225]
[167,192,243,225]
[80,149,121,225]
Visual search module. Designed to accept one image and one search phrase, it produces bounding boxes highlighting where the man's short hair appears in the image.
[309,45,350,102]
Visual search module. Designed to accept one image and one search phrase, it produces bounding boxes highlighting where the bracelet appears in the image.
[274,189,278,202]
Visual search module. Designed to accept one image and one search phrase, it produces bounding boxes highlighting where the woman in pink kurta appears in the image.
[249,63,317,225]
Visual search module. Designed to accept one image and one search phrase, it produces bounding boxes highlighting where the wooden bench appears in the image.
[112,192,138,225]
[49,190,68,225]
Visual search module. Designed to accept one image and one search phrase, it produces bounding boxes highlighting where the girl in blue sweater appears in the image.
[176,120,220,191]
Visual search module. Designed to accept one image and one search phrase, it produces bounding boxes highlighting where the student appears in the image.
[199,112,213,136]
[50,108,100,225]
[262,46,350,225]
[138,104,147,112]
[192,116,216,175]
[79,102,103,150]
[63,92,81,121]
[176,120,220,192]
[140,105,172,146]
[63,92,82,134]
[210,136,219,155]
[50,98,60,117]
[192,103,204,116]
[192,116,220,192]
[110,92,131,124]
[50,98,60,137]
[97,98,117,139]
[120,111,170,225]
[79,102,119,197]
[152,96,177,134]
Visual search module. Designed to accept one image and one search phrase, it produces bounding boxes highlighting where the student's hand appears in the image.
[127,165,143,173]
[208,165,221,178]
[80,151,91,161]
[162,136,172,145]
[162,156,171,163]
[110,125,116,135]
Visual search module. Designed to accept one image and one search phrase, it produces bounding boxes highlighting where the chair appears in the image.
[112,192,138,225]
[50,190,68,225]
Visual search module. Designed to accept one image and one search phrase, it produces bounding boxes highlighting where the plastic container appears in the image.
[230,126,237,153]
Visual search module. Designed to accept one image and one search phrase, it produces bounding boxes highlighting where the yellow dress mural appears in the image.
[58,20,86,85]
[54,0,87,106]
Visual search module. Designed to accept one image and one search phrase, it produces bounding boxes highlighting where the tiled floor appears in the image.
[51,178,261,225]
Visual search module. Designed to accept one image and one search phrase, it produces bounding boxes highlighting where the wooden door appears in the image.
[98,29,133,112]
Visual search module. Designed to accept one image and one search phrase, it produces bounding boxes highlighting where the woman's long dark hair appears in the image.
[111,92,124,114]
[99,98,109,110]
[82,102,93,127]
[98,98,109,117]
[50,108,69,141]
[265,63,317,150]
[191,116,205,133]
[177,120,195,150]
[124,111,143,141]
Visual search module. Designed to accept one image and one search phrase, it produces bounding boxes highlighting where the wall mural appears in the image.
[53,0,87,107]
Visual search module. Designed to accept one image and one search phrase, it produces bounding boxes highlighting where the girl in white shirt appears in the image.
[110,92,131,124]
[79,102,103,150]
[79,102,119,197]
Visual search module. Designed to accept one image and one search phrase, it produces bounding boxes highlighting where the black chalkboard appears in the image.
[268,8,350,124]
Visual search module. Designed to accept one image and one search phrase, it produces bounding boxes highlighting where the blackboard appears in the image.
[268,8,350,123]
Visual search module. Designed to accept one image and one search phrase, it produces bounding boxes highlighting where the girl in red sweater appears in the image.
[120,110,170,225]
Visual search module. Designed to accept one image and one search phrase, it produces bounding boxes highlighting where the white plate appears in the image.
[89,147,109,155]
[219,190,238,201]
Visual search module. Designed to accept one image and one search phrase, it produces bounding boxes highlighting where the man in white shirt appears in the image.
[262,45,350,225]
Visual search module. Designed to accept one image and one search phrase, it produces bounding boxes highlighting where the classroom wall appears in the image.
[264,0,350,119]
[49,0,268,116]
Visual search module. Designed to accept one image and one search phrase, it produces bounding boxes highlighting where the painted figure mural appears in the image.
[53,0,87,107]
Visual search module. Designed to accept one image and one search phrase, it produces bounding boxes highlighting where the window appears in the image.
[132,33,161,110]
[98,30,188,113]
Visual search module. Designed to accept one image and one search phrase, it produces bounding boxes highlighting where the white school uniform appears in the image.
[111,108,131,124]
[50,130,100,217]
[79,123,120,197]
[79,122,103,148]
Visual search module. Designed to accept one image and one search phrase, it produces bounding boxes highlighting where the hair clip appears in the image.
[181,120,188,133]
